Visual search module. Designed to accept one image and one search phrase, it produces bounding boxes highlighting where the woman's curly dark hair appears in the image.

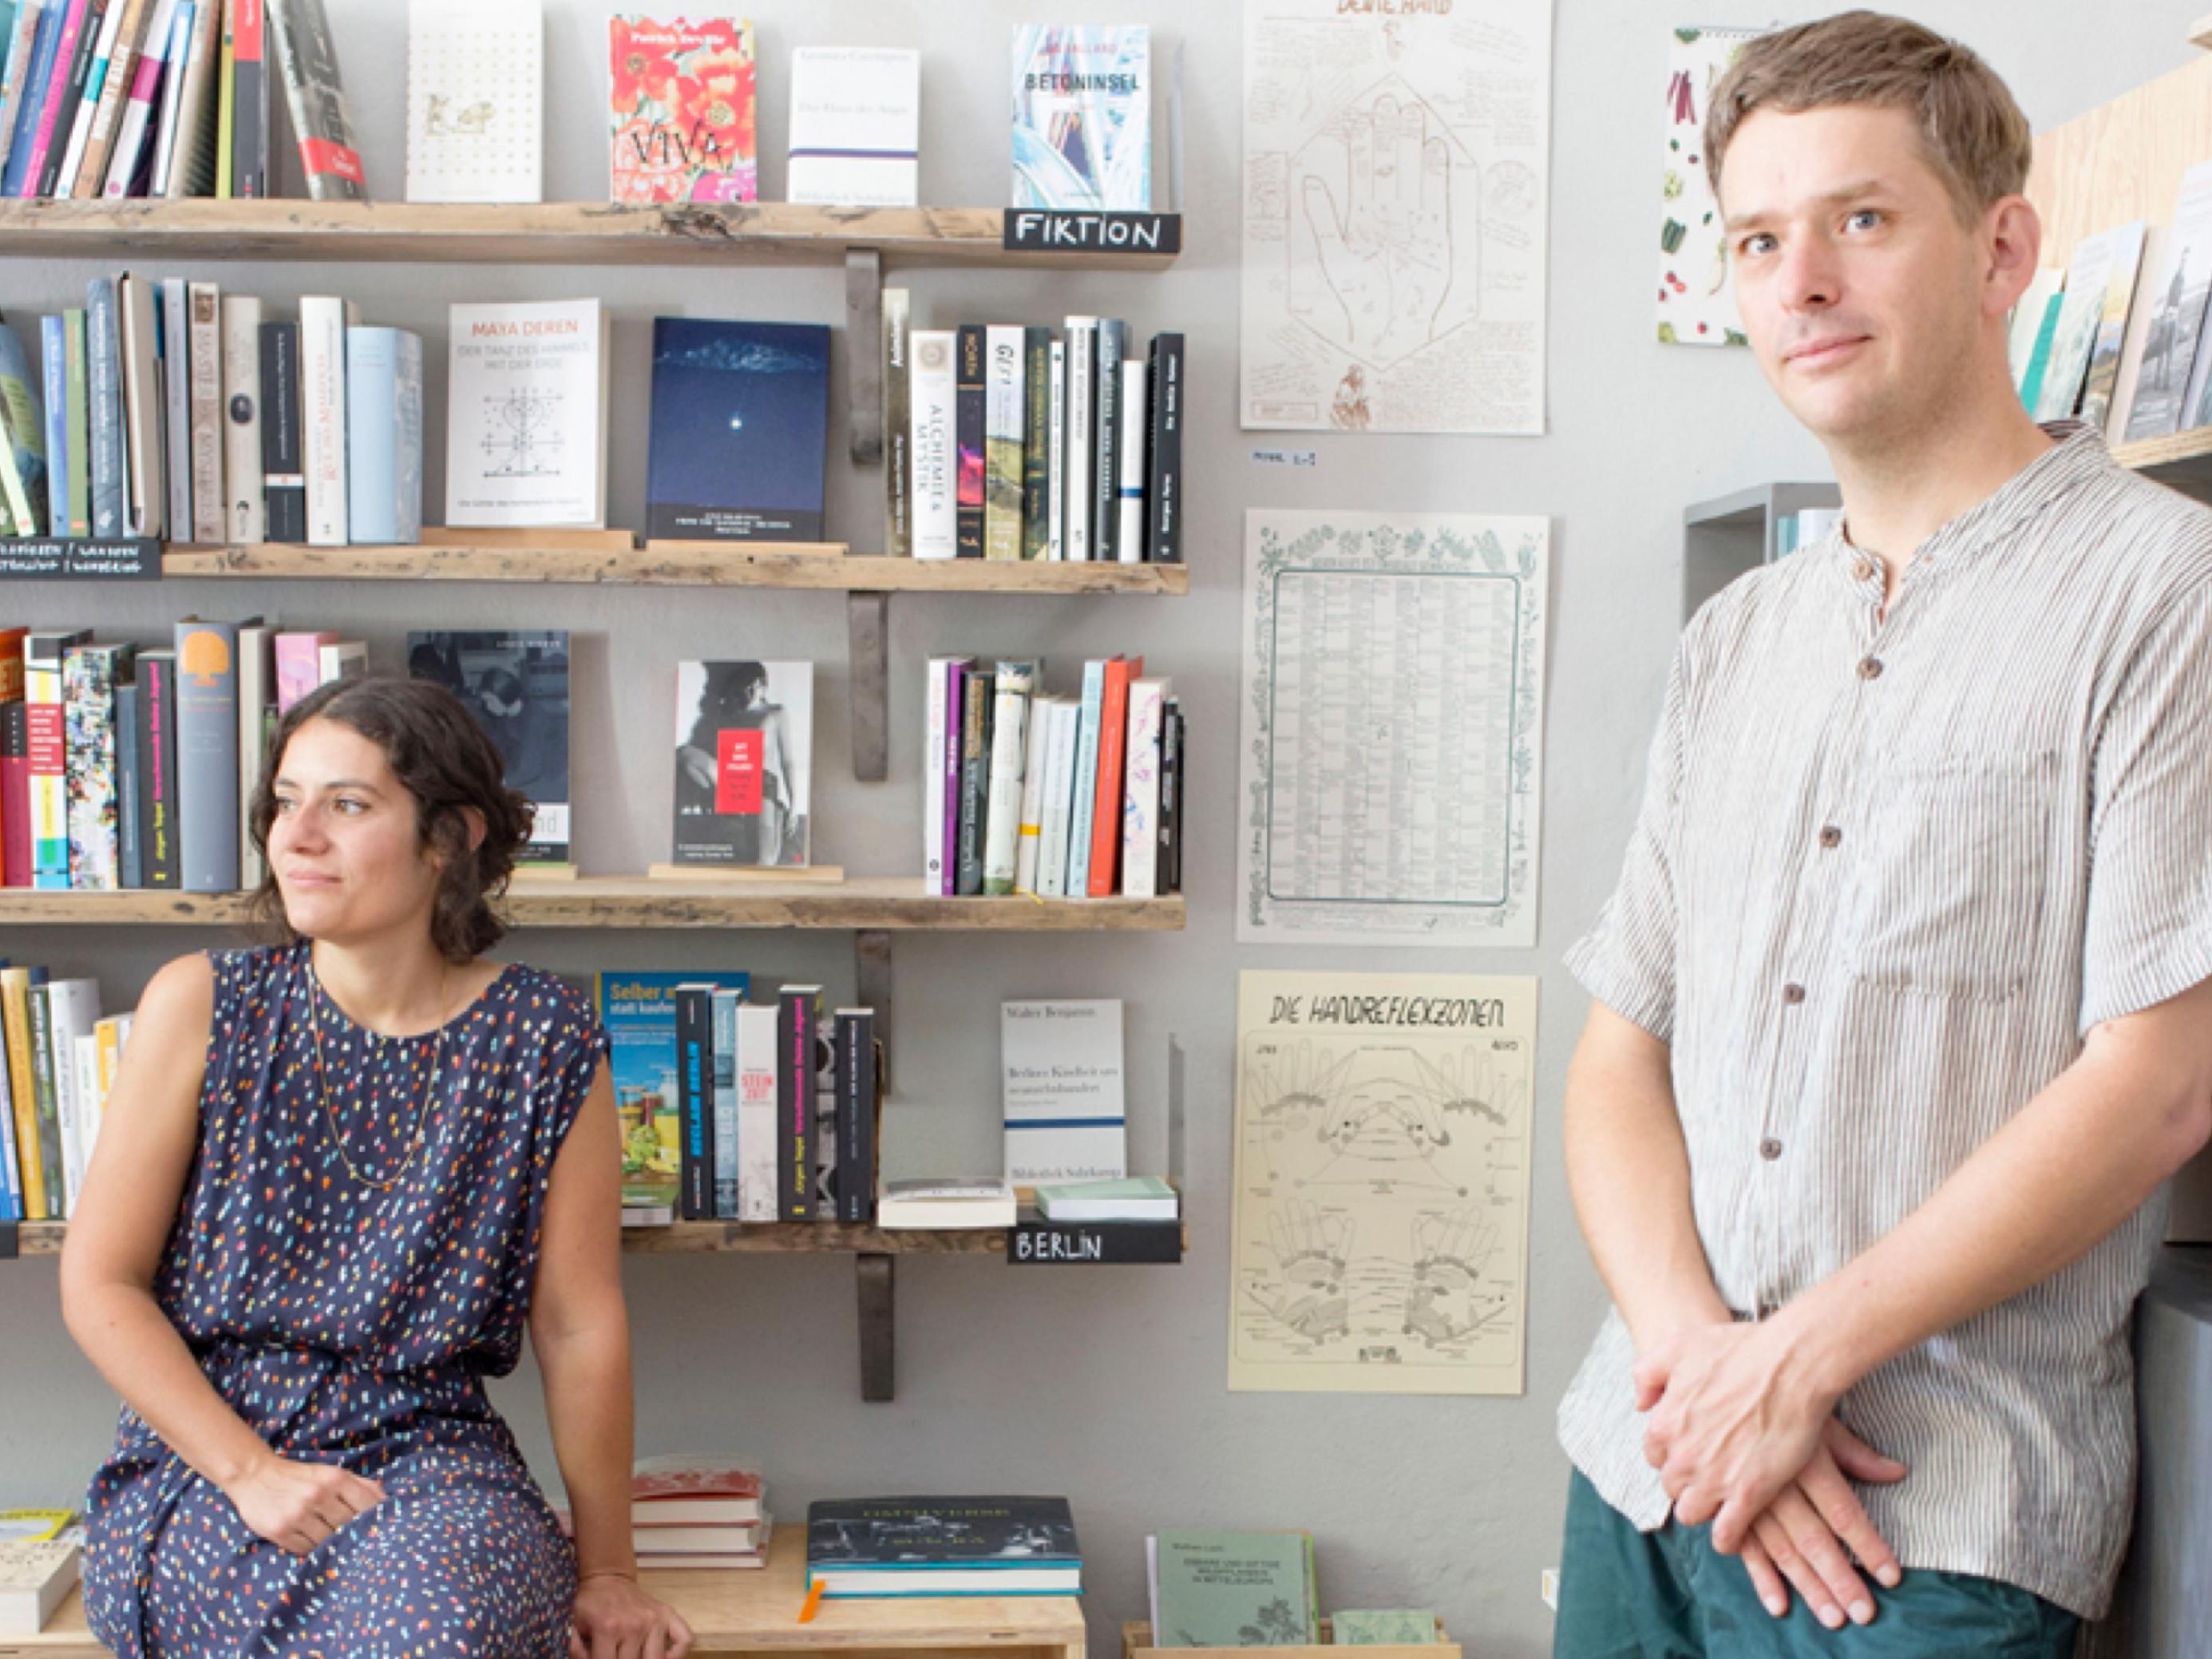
[247,675,536,963]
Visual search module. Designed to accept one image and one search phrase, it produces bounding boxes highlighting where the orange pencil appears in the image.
[798,1579,825,1624]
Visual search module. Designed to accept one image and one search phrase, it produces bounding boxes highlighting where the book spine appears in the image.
[0,0,49,188]
[62,644,122,889]
[1086,657,1136,898]
[1062,319,1094,560]
[212,0,228,195]
[119,271,161,534]
[114,679,140,884]
[0,1018,18,1222]
[258,317,303,539]
[1146,332,1182,562]
[1,2,65,196]
[99,0,172,196]
[158,279,188,530]
[62,308,87,533]
[983,323,1023,561]
[25,643,69,887]
[1165,703,1184,894]
[939,658,964,896]
[675,985,712,1222]
[0,703,30,887]
[1064,661,1105,898]
[138,652,176,885]
[908,329,955,560]
[776,988,815,1222]
[709,988,739,1219]
[394,330,421,541]
[1117,356,1147,564]
[1019,326,1050,560]
[881,286,909,558]
[835,1008,873,1225]
[982,660,1031,896]
[233,624,267,886]
[25,0,96,198]
[921,655,950,893]
[1091,317,1123,564]
[56,0,124,195]
[343,324,398,543]
[85,275,121,533]
[72,0,149,197]
[1,977,41,1217]
[221,293,261,540]
[228,0,260,195]
[173,617,238,890]
[264,0,361,198]
[955,664,991,897]
[299,295,346,543]
[1045,339,1065,561]
[1121,677,1166,900]
[1013,691,1051,896]
[953,323,984,559]
[1036,698,1074,899]
[157,0,216,198]
[187,277,221,538]
[734,1002,778,1222]
[1156,696,1180,897]
[26,980,61,1215]
[39,314,68,533]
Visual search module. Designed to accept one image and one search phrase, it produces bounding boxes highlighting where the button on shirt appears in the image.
[1558,423,2212,1619]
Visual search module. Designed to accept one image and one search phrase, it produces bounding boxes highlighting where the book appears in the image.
[1035,695,1078,898]
[37,315,65,536]
[775,984,819,1221]
[596,970,749,1220]
[1120,675,1169,897]
[101,0,179,197]
[875,1178,1015,1229]
[1332,1613,1439,1645]
[344,326,424,544]
[1001,999,1126,1185]
[939,657,967,895]
[607,14,755,204]
[256,318,303,540]
[264,0,362,199]
[1090,317,1123,564]
[1062,318,1094,560]
[733,999,776,1221]
[444,298,609,529]
[117,271,160,535]
[406,630,570,864]
[2103,224,2171,446]
[0,1538,79,1636]
[1159,699,1182,895]
[646,318,828,542]
[46,0,114,197]
[0,1512,74,1543]
[785,45,915,208]
[44,975,97,1206]
[61,307,86,534]
[881,285,910,558]
[1033,1175,1177,1221]
[21,0,94,202]
[186,279,220,539]
[406,0,541,204]
[807,1497,1078,1598]
[0,1,49,188]
[61,640,130,889]
[0,0,63,196]
[55,0,133,198]
[156,0,212,199]
[24,976,61,1214]
[0,701,29,887]
[298,293,353,544]
[707,984,740,1217]
[631,1454,762,1524]
[228,0,263,195]
[1020,325,1051,560]
[160,278,188,534]
[1012,689,1055,894]
[981,659,1033,895]
[1046,337,1065,560]
[221,293,262,540]
[983,324,1024,560]
[1116,354,1146,561]
[0,1036,20,1220]
[1085,655,1140,897]
[0,319,46,535]
[634,1521,762,1554]
[2139,166,2212,438]
[921,655,962,902]
[833,1005,874,1225]
[214,0,230,196]
[84,275,121,535]
[272,629,333,713]
[908,327,956,559]
[0,968,43,1216]
[24,631,87,889]
[234,620,272,886]
[1153,1530,1316,1648]
[1145,332,1181,562]
[670,659,812,869]
[954,663,991,896]
[1062,659,1104,897]
[135,647,177,886]
[2079,220,2152,434]
[173,615,241,891]
[953,323,984,557]
[673,980,714,1220]
[2036,223,2141,422]
[1011,25,1150,211]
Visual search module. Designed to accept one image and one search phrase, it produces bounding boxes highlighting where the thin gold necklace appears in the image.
[306,953,451,1193]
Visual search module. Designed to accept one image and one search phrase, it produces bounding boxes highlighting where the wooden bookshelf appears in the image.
[0,199,1179,271]
[6,1219,1008,1257]
[2112,426,2212,501]
[160,541,1192,594]
[0,879,1185,932]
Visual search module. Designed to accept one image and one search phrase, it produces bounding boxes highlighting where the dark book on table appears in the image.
[406,631,572,864]
[806,1496,1079,1567]
[259,321,307,542]
[646,319,829,542]
[1146,332,1183,563]
[776,985,821,1221]
[953,323,984,558]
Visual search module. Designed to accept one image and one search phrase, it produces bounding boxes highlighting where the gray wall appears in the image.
[0,3,2199,1653]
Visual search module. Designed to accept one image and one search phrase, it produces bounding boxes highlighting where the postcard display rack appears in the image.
[0,199,1189,1405]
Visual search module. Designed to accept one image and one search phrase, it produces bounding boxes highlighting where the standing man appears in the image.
[1555,11,2212,1654]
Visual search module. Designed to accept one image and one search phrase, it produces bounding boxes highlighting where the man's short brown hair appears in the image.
[1704,10,2033,224]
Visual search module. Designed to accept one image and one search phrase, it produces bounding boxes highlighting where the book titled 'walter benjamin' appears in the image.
[647,319,828,541]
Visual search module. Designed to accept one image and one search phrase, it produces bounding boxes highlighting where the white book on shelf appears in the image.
[188,279,224,543]
[1062,318,1096,561]
[299,295,356,545]
[444,298,608,528]
[222,295,265,542]
[1001,998,1126,1186]
[908,328,956,559]
[1035,697,1078,899]
[1120,675,1170,899]
[1045,338,1066,560]
[1117,355,1147,564]
[1013,691,1056,896]
[981,660,1034,895]
[785,46,918,208]
[734,1001,779,1222]
[923,655,956,893]
[44,978,101,1214]
[406,0,544,204]
[160,276,192,538]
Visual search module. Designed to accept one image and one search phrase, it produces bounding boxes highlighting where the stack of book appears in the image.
[0,964,132,1224]
[805,1497,1080,1600]
[597,972,882,1229]
[0,287,421,546]
[0,0,362,204]
[0,1533,78,1635]
[631,1455,768,1572]
[0,620,366,896]
[885,305,1182,567]
[924,655,1183,901]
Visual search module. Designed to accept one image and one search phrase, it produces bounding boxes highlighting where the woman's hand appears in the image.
[571,1572,694,1659]
[221,1451,386,1556]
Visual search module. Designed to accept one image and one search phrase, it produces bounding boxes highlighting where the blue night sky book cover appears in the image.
[647,319,829,540]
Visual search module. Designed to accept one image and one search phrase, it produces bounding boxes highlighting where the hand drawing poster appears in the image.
[1658,26,1762,346]
[1231,970,1536,1396]
[1238,510,1548,947]
[1241,0,1552,435]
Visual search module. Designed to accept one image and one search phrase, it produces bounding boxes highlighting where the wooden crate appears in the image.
[1122,1618,1459,1659]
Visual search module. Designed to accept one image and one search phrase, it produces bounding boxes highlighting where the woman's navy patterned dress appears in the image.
[81,942,610,1657]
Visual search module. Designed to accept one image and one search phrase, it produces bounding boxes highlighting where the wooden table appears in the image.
[1,1532,1089,1659]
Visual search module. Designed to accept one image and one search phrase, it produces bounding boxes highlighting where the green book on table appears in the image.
[1331,1611,1438,1645]
[1152,1529,1316,1647]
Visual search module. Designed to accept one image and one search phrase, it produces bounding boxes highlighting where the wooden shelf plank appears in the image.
[2114,427,2212,501]
[0,878,1185,931]
[7,1221,1004,1257]
[0,199,1177,271]
[157,541,1189,593]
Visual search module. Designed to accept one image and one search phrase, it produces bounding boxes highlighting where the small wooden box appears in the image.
[1122,1618,1460,1659]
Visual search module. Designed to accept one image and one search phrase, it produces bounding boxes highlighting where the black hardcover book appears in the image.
[1146,332,1183,563]
[1165,704,1185,894]
[834,1008,876,1225]
[1156,695,1179,894]
[137,651,179,888]
[1019,327,1051,560]
[955,666,993,896]
[954,324,985,558]
[777,986,821,1221]
[675,984,714,1221]
[807,1497,1079,1567]
[1091,318,1123,562]
[259,322,307,541]
[115,679,141,888]
[1009,1218,1183,1265]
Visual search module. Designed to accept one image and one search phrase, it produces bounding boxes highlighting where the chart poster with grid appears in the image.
[1230,969,1536,1396]
[1237,509,1549,947]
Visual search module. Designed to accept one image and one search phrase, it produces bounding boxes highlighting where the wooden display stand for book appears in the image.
[1122,1619,1458,1659]
[647,863,849,885]
[6,1530,1086,1659]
